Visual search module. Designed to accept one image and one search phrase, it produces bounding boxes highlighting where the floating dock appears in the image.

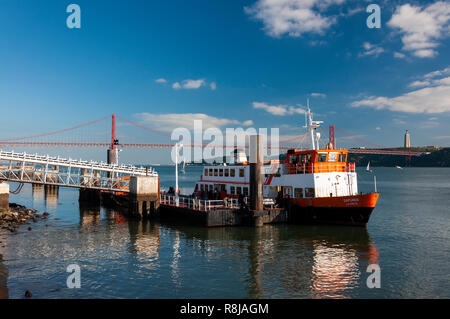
[158,194,288,227]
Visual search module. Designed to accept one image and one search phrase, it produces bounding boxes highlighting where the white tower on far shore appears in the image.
[404,130,411,148]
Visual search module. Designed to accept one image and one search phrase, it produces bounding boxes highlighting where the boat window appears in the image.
[289,155,298,164]
[339,154,347,162]
[224,169,229,177]
[209,168,213,176]
[317,153,327,162]
[200,184,204,191]
[239,168,245,177]
[214,169,218,176]
[305,188,315,198]
[306,154,312,162]
[294,188,304,198]
[328,152,338,162]
[283,187,292,196]
[219,169,223,176]
[230,186,235,195]
[243,187,248,196]
[204,169,208,176]
[230,169,235,177]
[209,185,213,191]
[236,187,242,195]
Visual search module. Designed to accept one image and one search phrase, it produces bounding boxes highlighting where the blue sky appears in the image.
[0,0,449,163]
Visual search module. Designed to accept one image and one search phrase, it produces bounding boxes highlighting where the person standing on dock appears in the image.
[283,193,291,211]
[238,193,248,210]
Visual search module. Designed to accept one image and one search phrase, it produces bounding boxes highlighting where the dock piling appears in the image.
[250,135,264,226]
[128,176,160,219]
[0,182,9,212]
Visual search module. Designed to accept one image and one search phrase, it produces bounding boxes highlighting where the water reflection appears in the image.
[32,184,44,204]
[160,223,376,298]
[79,205,100,227]
[127,220,161,267]
[44,185,59,209]
[0,254,8,299]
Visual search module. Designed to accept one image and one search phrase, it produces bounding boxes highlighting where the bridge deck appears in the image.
[0,150,158,192]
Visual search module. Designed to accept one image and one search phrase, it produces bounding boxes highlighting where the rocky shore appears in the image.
[0,203,49,233]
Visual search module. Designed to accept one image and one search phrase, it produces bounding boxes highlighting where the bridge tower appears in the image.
[329,125,336,149]
[107,114,119,164]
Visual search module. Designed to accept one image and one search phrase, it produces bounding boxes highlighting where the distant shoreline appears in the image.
[143,148,450,168]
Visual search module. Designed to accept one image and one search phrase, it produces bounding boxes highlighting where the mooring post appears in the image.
[0,182,9,212]
[129,176,160,219]
[250,135,264,226]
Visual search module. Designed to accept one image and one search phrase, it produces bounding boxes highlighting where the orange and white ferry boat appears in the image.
[194,107,379,226]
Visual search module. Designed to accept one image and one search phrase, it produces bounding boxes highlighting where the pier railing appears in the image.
[160,194,240,211]
[286,162,356,174]
[0,150,157,192]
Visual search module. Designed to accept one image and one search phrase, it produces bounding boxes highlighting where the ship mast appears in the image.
[304,99,323,150]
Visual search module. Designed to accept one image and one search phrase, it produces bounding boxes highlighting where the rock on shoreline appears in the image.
[0,203,49,233]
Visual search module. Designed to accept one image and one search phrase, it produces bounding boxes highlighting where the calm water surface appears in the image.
[0,167,449,298]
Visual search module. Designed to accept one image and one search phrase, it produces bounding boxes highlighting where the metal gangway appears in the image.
[0,150,158,192]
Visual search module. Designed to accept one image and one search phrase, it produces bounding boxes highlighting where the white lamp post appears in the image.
[175,142,183,204]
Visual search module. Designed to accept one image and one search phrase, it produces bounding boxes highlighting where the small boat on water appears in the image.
[366,161,373,173]
[180,160,186,174]
[193,106,380,226]
[395,166,403,169]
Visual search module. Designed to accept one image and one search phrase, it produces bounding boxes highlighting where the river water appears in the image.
[0,167,449,298]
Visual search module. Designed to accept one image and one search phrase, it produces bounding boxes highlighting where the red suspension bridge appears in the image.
[0,114,424,159]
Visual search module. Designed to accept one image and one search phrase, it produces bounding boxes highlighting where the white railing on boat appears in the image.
[160,194,240,211]
[160,194,277,211]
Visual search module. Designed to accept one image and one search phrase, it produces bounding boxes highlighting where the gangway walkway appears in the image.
[0,150,157,192]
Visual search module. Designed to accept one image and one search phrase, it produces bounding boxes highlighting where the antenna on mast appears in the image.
[304,99,323,150]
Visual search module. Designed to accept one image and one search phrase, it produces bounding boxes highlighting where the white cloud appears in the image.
[408,80,431,88]
[172,79,206,90]
[135,113,254,132]
[210,82,217,91]
[352,68,450,113]
[376,126,381,131]
[155,78,167,83]
[182,79,205,89]
[253,102,306,116]
[387,2,450,58]
[244,0,345,38]
[311,92,327,98]
[424,67,450,79]
[358,42,385,58]
[394,52,406,59]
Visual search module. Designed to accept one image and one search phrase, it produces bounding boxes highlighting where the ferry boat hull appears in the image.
[289,193,379,226]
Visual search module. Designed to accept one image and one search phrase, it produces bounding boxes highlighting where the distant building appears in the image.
[404,130,411,148]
